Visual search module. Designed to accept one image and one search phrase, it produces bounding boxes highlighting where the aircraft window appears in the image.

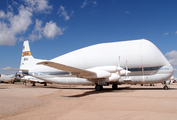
[127,66,161,72]
[144,66,161,71]
[128,68,142,71]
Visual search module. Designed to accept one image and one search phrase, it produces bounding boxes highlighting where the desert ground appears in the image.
[0,82,177,120]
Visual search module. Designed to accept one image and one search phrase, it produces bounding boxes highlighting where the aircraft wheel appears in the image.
[95,85,103,91]
[164,85,168,90]
[32,83,36,86]
[44,83,47,86]
[112,84,118,89]
[141,84,143,86]
[100,85,103,90]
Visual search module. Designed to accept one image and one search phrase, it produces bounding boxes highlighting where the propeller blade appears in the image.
[117,56,123,72]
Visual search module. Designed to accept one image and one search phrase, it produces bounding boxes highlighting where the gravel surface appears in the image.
[0,83,177,120]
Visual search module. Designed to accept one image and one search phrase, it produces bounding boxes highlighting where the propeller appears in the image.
[116,56,123,73]
[124,60,131,81]
[15,72,18,78]
[107,56,131,82]
[125,60,130,77]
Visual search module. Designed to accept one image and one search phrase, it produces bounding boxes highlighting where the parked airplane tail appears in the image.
[20,41,44,70]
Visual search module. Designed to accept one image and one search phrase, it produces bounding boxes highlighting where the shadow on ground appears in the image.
[63,86,177,97]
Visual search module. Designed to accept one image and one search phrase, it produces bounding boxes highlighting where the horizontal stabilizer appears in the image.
[37,61,96,77]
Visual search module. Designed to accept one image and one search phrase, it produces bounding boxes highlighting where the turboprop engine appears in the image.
[106,73,121,82]
[86,64,130,83]
[86,58,131,83]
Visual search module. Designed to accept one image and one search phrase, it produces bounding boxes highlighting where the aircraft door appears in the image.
[133,76,142,84]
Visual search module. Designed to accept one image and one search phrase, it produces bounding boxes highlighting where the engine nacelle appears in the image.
[83,70,111,79]
[120,69,131,75]
[106,73,120,82]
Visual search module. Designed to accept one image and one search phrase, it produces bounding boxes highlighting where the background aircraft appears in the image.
[19,75,48,86]
[6,39,174,91]
[164,76,176,84]
[0,74,16,83]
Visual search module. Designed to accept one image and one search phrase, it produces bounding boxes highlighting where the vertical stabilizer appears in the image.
[20,41,43,70]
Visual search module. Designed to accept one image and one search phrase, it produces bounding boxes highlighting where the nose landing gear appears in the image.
[163,85,168,90]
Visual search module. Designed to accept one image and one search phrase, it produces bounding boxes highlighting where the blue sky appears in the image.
[0,0,177,76]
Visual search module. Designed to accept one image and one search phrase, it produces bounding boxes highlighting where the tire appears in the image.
[164,85,168,90]
[95,85,102,91]
[32,83,36,86]
[112,84,118,89]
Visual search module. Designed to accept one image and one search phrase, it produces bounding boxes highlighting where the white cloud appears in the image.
[125,11,130,14]
[81,0,88,8]
[58,6,74,21]
[81,0,97,8]
[0,0,57,45]
[163,31,177,35]
[24,0,52,13]
[29,19,43,41]
[10,5,32,34]
[12,1,19,7]
[165,50,177,66]
[0,5,32,45]
[0,11,6,18]
[92,0,97,7]
[0,22,16,45]
[43,21,64,38]
[30,19,66,40]
[163,32,169,36]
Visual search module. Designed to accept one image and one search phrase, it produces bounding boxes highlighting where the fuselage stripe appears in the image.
[22,51,32,56]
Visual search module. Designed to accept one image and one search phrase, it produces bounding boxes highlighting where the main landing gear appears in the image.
[32,82,36,86]
[95,84,118,91]
[44,83,47,86]
[112,84,118,90]
[95,84,103,91]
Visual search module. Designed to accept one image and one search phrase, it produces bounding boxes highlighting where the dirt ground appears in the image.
[0,82,177,120]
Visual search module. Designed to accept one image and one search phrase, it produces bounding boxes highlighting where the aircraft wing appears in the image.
[37,61,96,78]
[4,67,29,73]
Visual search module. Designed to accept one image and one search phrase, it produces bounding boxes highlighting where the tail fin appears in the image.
[20,41,43,70]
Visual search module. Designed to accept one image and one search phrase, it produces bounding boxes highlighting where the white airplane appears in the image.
[6,39,174,91]
[0,74,15,83]
[20,75,48,86]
